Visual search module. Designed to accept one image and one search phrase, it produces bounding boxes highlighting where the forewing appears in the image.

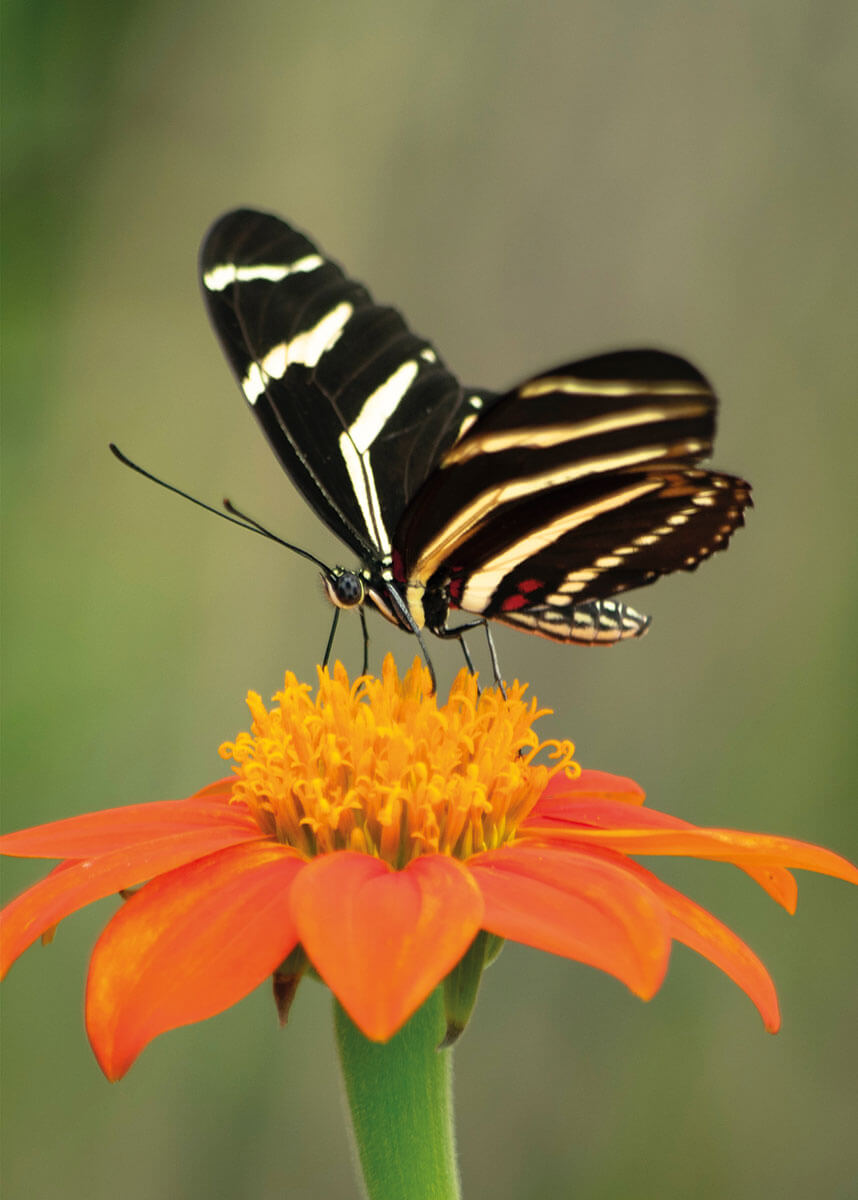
[396,350,751,635]
[200,209,474,558]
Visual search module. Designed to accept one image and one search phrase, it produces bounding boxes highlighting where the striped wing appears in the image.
[395,350,752,640]
[200,209,479,560]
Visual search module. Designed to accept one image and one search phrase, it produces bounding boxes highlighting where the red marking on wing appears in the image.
[500,594,529,612]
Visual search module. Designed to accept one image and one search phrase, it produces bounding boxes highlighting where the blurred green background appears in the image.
[3,2,857,1197]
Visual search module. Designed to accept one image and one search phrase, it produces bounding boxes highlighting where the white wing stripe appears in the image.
[240,303,353,405]
[203,256,324,292]
[347,361,419,453]
[281,302,353,370]
[337,359,420,551]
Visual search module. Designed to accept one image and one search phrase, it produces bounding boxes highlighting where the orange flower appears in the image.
[2,657,855,1081]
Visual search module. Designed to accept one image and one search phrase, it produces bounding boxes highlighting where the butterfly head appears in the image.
[323,567,366,610]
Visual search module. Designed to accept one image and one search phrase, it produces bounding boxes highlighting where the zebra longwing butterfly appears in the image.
[200,209,751,668]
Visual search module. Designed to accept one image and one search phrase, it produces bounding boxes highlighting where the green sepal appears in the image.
[483,932,505,966]
[272,944,309,1026]
[440,930,505,1047]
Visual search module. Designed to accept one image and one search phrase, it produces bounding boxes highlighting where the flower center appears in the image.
[219,656,577,867]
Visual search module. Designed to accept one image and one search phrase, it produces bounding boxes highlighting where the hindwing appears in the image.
[395,351,751,637]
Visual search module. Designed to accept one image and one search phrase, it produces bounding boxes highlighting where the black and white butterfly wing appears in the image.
[200,209,751,654]
[200,209,480,562]
[395,350,751,641]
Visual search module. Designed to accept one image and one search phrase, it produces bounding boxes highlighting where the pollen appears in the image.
[219,655,577,866]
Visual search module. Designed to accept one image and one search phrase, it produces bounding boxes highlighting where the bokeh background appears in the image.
[3,3,857,1197]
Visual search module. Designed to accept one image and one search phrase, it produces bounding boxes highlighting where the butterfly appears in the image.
[199,208,751,682]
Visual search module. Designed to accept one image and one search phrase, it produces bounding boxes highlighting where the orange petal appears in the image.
[0,792,255,859]
[525,800,799,911]
[525,824,858,883]
[530,794,681,828]
[86,841,303,1080]
[468,844,671,999]
[536,769,646,809]
[1,824,268,978]
[291,852,483,1042]
[618,858,781,1031]
[730,865,797,912]
[188,778,235,801]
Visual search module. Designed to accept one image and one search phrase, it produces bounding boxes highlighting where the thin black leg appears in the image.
[322,607,340,669]
[359,605,370,675]
[483,621,506,698]
[457,633,476,675]
[381,587,439,693]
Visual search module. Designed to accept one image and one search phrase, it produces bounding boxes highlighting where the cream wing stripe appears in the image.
[442,400,710,465]
[412,442,698,582]
[519,376,711,399]
[458,478,660,612]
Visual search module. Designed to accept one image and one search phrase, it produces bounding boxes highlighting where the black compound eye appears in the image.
[325,569,365,609]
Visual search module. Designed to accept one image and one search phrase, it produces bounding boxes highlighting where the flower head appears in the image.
[219,655,573,862]
[2,656,856,1081]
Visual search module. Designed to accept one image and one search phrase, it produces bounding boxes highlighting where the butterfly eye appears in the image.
[324,570,365,610]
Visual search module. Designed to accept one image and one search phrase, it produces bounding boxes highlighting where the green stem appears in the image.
[334,990,461,1200]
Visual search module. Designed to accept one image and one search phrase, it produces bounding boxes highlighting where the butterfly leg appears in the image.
[455,630,508,699]
[456,632,477,675]
[482,621,506,698]
[433,617,507,696]
[359,605,370,676]
[322,607,341,669]
[380,585,440,693]
[434,617,483,637]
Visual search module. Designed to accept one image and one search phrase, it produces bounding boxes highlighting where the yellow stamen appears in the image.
[219,655,578,867]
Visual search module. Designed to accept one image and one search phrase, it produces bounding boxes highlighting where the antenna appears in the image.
[108,443,449,692]
[108,444,329,572]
